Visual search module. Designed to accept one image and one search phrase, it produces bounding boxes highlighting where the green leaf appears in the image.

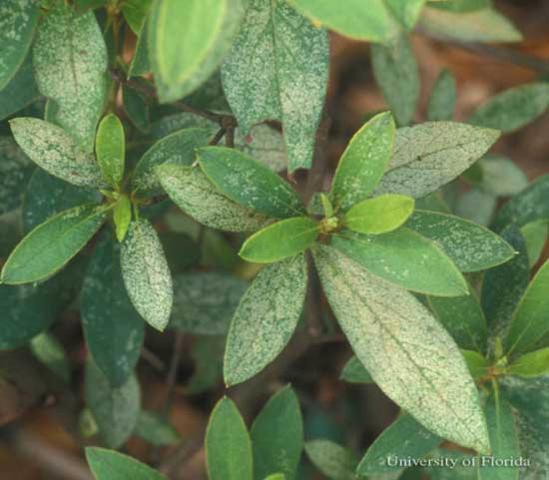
[33,3,108,152]
[1,204,108,285]
[222,0,329,171]
[198,147,305,219]
[134,410,180,447]
[23,168,100,233]
[157,164,270,232]
[469,83,549,133]
[0,137,34,215]
[521,220,548,267]
[132,128,212,196]
[476,155,528,197]
[235,124,289,173]
[481,225,530,336]
[428,283,488,352]
[331,112,396,211]
[0,284,57,349]
[357,414,440,475]
[419,7,522,43]
[120,219,173,331]
[430,0,491,12]
[122,84,150,133]
[187,336,224,394]
[95,114,125,188]
[113,195,132,243]
[86,447,167,480]
[10,117,104,187]
[406,210,515,272]
[121,0,152,33]
[372,33,420,127]
[206,397,253,480]
[375,122,500,198]
[288,0,399,43]
[129,23,150,77]
[170,272,247,335]
[224,254,307,386]
[240,217,319,263]
[0,0,40,90]
[148,0,247,103]
[304,439,358,480]
[478,393,520,480]
[427,69,456,121]
[251,386,303,480]
[332,229,468,297]
[456,187,498,227]
[504,260,549,356]
[345,195,415,235]
[314,245,489,453]
[461,349,489,379]
[493,174,549,231]
[30,332,70,382]
[82,235,144,387]
[0,56,40,121]
[340,356,373,384]
[85,359,140,448]
[507,348,549,378]
[385,0,427,30]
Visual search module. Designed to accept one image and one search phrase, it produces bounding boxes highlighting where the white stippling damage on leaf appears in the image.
[221,0,329,171]
[120,219,173,331]
[224,254,307,386]
[33,3,107,153]
[314,245,490,453]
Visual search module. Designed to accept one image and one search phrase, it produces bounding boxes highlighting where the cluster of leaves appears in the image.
[1,0,548,480]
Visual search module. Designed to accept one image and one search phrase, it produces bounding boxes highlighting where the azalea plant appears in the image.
[1,0,548,480]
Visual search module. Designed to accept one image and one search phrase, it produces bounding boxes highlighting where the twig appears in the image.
[141,347,166,373]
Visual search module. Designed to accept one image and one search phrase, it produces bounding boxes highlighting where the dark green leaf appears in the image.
[251,386,303,480]
[332,229,468,297]
[95,114,125,187]
[0,137,34,215]
[129,23,150,77]
[206,397,253,480]
[122,84,150,133]
[1,204,108,285]
[304,439,358,480]
[427,69,456,121]
[222,0,329,171]
[86,447,166,480]
[224,254,307,386]
[0,56,40,121]
[82,235,145,387]
[122,0,152,33]
[476,155,528,197]
[134,410,180,447]
[340,356,373,384]
[456,187,497,226]
[198,146,305,219]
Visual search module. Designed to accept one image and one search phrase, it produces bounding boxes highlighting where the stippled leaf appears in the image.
[224,254,307,386]
[134,411,180,447]
[419,6,522,43]
[504,260,549,356]
[198,147,305,218]
[239,217,319,263]
[85,359,140,449]
[340,356,373,384]
[357,414,441,475]
[10,118,104,187]
[22,168,100,233]
[222,0,329,171]
[170,272,247,335]
[120,219,173,331]
[157,164,270,232]
[332,229,468,297]
[86,447,166,480]
[251,386,303,480]
[235,124,288,172]
[331,112,395,211]
[122,84,150,133]
[314,245,489,453]
[344,195,414,235]
[478,394,520,480]
[132,128,212,196]
[456,187,498,226]
[469,83,549,133]
[0,56,40,121]
[33,3,108,152]
[82,235,145,387]
[375,122,500,198]
[427,69,456,121]
[288,0,399,43]
[0,0,39,90]
[149,0,247,103]
[475,155,528,197]
[206,397,253,480]
[304,439,358,480]
[428,283,487,352]
[95,114,125,187]
[372,33,420,127]
[507,348,549,378]
[406,210,515,272]
[522,220,548,267]
[1,205,108,285]
[30,332,70,382]
[0,137,34,215]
